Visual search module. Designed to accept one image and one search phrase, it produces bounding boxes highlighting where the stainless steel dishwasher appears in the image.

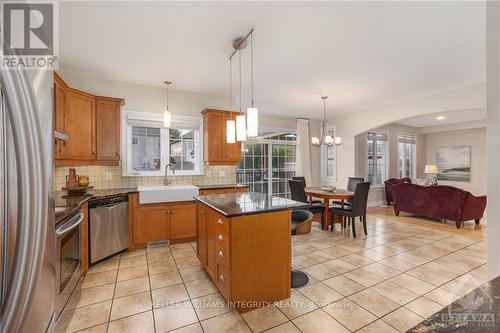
[89,195,129,265]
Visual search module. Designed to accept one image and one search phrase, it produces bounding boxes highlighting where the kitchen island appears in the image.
[195,192,305,310]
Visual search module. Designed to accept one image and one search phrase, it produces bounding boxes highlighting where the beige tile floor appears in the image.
[55,207,488,333]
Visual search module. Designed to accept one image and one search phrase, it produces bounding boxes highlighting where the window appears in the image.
[398,133,417,178]
[366,131,388,186]
[321,127,336,181]
[237,130,296,198]
[123,112,202,176]
[130,126,162,172]
[169,129,196,171]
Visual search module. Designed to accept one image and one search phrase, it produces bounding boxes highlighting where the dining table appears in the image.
[305,187,355,230]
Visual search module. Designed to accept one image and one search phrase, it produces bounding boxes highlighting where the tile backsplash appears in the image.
[54,164,237,190]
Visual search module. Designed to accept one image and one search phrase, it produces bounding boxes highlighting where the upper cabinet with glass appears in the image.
[54,73,124,166]
[202,109,242,165]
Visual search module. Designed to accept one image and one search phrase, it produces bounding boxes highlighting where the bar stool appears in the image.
[291,209,313,288]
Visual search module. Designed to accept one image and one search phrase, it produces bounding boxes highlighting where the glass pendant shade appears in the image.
[163,110,171,128]
[334,136,342,145]
[311,137,320,146]
[246,107,259,137]
[226,119,236,143]
[324,135,334,146]
[236,115,247,141]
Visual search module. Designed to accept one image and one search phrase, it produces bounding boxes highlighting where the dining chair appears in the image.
[289,178,322,204]
[288,180,324,225]
[331,177,364,206]
[292,176,307,187]
[329,182,371,238]
[290,210,313,288]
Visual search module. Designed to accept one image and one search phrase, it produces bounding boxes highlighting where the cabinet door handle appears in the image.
[92,151,97,155]
[218,234,224,241]
[217,218,224,225]
[219,275,225,283]
[218,250,224,258]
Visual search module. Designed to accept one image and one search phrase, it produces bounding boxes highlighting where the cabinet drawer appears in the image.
[217,263,231,299]
[214,215,230,234]
[215,241,230,269]
[215,229,230,249]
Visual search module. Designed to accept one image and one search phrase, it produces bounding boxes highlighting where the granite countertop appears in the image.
[197,183,249,190]
[194,192,307,217]
[54,187,138,223]
[54,184,248,223]
[408,276,500,332]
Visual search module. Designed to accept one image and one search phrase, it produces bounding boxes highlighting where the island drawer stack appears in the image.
[196,202,292,308]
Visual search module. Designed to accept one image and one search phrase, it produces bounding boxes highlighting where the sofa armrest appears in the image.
[461,194,487,222]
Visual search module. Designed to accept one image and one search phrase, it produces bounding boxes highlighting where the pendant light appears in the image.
[163,81,172,128]
[236,48,247,141]
[226,57,236,143]
[311,96,334,147]
[246,32,258,137]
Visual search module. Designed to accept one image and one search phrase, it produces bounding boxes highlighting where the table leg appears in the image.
[323,199,330,230]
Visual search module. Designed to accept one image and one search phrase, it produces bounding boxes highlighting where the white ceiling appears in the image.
[59,1,486,119]
[396,108,487,128]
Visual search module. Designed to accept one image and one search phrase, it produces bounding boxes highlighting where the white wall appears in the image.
[487,1,500,279]
[425,127,486,195]
[58,69,231,115]
[329,82,486,188]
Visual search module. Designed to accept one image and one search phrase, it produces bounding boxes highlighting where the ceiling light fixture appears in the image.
[226,57,236,143]
[246,32,258,138]
[436,116,445,120]
[236,47,247,141]
[311,96,334,146]
[225,28,257,143]
[163,81,172,128]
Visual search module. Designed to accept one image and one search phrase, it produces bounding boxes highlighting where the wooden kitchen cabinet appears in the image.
[202,109,242,165]
[198,187,248,195]
[54,75,66,159]
[96,98,121,161]
[134,207,170,244]
[54,73,124,166]
[64,90,96,161]
[131,194,197,247]
[196,201,292,306]
[196,203,208,267]
[170,202,197,242]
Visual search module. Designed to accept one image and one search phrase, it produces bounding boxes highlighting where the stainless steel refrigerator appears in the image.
[0,67,55,332]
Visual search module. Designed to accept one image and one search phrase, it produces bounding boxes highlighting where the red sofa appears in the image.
[391,183,487,229]
[384,177,412,205]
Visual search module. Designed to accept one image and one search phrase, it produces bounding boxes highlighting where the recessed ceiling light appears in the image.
[436,116,445,120]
